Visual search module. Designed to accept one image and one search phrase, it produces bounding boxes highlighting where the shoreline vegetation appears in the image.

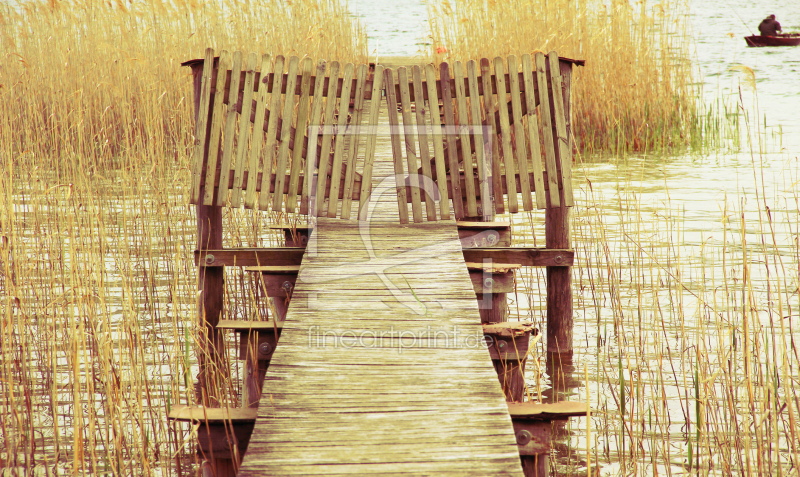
[1,0,798,475]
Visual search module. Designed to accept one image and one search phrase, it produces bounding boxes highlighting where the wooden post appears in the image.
[189,60,227,407]
[187,59,237,477]
[544,60,573,358]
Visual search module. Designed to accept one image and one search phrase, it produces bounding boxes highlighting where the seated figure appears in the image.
[758,15,782,36]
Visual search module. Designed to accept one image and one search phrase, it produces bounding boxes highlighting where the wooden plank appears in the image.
[493,56,518,213]
[440,62,464,219]
[195,248,305,267]
[357,65,384,221]
[466,60,491,221]
[398,67,423,223]
[301,60,327,215]
[454,61,477,217]
[411,65,437,221]
[190,48,215,204]
[521,54,546,209]
[507,401,588,421]
[168,405,258,422]
[253,55,283,210]
[384,68,409,224]
[272,56,300,213]
[216,50,243,206]
[315,62,340,217]
[425,64,450,220]
[286,57,313,213]
[480,58,504,215]
[535,52,560,208]
[340,64,368,220]
[462,247,573,267]
[327,63,355,218]
[457,221,510,229]
[548,51,574,207]
[243,265,302,273]
[507,55,533,211]
[230,52,259,208]
[201,50,230,206]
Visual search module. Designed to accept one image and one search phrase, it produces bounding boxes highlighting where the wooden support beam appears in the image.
[462,248,572,267]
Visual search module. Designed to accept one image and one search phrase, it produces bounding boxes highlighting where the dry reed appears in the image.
[427,0,702,155]
[0,0,365,472]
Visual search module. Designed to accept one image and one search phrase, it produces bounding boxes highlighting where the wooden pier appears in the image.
[173,52,588,476]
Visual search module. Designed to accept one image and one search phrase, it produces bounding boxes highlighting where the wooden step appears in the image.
[217,319,283,361]
[168,405,256,460]
[468,262,518,294]
[507,401,589,421]
[506,402,590,467]
[269,224,314,247]
[457,221,511,247]
[168,405,258,422]
[482,321,534,360]
[243,265,299,298]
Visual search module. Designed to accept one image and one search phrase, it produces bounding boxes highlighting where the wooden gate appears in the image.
[189,48,384,219]
[386,51,576,223]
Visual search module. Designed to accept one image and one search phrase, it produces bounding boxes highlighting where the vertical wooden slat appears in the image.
[327,63,355,218]
[314,62,340,217]
[253,55,283,209]
[548,52,574,207]
[522,54,546,209]
[507,55,533,211]
[230,52,259,208]
[358,65,385,221]
[493,56,518,213]
[466,60,491,221]
[272,56,300,213]
[480,58,504,215]
[454,61,478,217]
[440,62,465,219]
[424,64,450,220]
[216,51,243,206]
[412,65,436,221]
[301,60,327,215]
[384,68,409,224]
[286,57,313,213]
[341,64,368,220]
[202,50,230,206]
[535,52,560,208]
[190,48,215,204]
[398,67,423,223]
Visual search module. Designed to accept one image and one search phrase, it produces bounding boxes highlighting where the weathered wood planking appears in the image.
[238,95,523,473]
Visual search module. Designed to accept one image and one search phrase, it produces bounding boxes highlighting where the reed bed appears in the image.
[512,97,800,474]
[427,0,710,155]
[0,0,365,472]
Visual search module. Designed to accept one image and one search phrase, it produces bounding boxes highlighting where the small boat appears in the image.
[745,34,800,47]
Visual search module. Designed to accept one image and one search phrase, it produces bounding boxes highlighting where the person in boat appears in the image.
[758,15,782,36]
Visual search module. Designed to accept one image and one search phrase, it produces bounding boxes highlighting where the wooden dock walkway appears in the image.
[179,52,588,476]
[238,104,524,474]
